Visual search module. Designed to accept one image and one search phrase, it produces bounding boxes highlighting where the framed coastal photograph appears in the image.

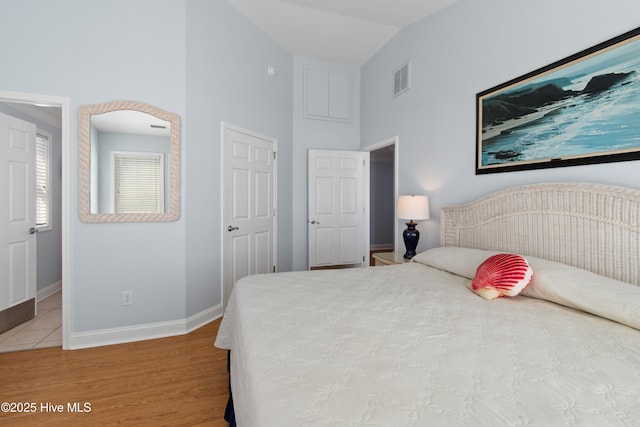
[476,26,640,174]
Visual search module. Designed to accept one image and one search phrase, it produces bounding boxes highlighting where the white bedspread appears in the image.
[215,261,640,426]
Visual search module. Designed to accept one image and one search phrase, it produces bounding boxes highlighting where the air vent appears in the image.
[393,61,410,97]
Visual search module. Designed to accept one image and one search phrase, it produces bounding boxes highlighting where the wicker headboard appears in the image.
[440,182,640,286]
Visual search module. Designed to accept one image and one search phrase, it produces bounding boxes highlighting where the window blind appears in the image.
[113,153,164,213]
[35,132,51,228]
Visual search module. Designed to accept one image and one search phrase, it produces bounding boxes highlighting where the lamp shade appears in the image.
[398,195,430,221]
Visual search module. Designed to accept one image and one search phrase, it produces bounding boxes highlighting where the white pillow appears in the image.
[414,247,640,331]
[412,247,500,279]
[523,256,640,331]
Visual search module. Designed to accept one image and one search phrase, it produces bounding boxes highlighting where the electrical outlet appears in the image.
[122,290,133,306]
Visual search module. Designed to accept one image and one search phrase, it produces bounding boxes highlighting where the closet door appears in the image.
[222,124,277,307]
[308,149,369,269]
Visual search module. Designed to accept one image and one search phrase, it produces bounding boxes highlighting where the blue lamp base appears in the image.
[402,221,420,259]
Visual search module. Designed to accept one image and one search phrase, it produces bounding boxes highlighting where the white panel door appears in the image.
[223,124,276,307]
[308,149,369,269]
[0,113,37,314]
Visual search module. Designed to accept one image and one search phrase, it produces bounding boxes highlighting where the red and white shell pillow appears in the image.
[470,253,533,300]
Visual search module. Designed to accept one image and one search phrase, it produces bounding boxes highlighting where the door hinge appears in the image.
[273,265,276,273]
[273,151,277,160]
[363,255,365,262]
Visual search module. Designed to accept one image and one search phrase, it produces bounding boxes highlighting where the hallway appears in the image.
[0,292,61,353]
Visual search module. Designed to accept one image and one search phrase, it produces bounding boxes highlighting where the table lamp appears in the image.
[397,195,430,259]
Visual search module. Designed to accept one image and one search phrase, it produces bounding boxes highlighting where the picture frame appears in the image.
[476,26,640,174]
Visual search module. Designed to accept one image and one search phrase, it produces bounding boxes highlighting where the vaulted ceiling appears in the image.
[229,0,459,65]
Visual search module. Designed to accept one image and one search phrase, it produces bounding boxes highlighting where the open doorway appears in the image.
[365,137,398,265]
[0,91,69,352]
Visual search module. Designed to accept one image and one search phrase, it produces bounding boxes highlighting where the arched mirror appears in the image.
[78,100,180,223]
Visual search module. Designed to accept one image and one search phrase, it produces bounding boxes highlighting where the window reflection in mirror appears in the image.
[89,110,169,214]
[78,101,180,223]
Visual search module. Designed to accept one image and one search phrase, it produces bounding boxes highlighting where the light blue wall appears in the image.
[0,0,318,337]
[361,0,640,254]
[184,0,294,316]
[0,0,298,332]
[1,0,183,333]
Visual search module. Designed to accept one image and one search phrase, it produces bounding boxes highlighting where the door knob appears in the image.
[309,220,320,224]
[227,226,239,232]
[28,227,39,235]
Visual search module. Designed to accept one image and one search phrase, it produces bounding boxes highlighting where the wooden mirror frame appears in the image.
[78,100,180,223]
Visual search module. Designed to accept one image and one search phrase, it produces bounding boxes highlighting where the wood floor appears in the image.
[0,318,229,426]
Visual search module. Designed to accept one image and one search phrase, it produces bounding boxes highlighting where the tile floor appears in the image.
[0,291,62,353]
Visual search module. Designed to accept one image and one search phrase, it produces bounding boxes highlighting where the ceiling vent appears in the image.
[393,61,410,97]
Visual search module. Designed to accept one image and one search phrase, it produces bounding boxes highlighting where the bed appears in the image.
[215,182,640,426]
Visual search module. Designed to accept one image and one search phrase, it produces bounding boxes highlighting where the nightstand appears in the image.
[372,251,412,266]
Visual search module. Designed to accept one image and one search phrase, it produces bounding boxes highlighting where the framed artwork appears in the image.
[476,26,640,174]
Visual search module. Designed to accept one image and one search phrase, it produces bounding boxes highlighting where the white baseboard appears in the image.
[37,281,62,302]
[186,304,224,332]
[69,304,224,350]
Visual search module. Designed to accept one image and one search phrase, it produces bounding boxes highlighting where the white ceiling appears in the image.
[91,110,170,136]
[229,0,459,65]
[0,101,62,128]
